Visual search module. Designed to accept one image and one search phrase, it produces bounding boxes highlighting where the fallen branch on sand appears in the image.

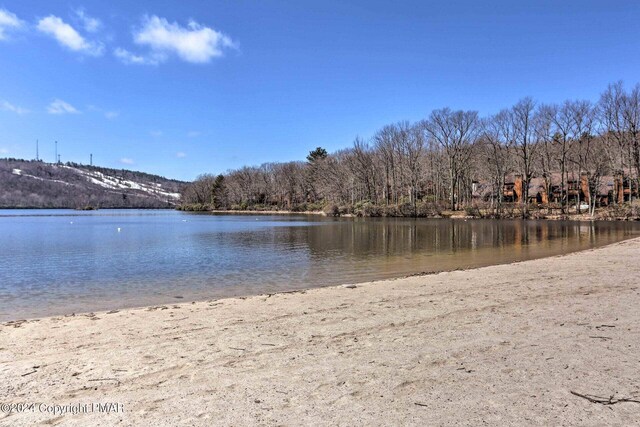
[88,378,120,383]
[570,391,640,405]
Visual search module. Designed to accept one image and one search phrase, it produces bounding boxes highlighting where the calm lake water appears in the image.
[1,209,639,321]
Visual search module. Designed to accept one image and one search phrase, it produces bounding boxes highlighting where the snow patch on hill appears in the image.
[12,168,74,186]
[64,166,181,199]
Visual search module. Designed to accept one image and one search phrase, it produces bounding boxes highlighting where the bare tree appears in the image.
[510,98,538,216]
[538,102,575,213]
[481,112,512,215]
[622,84,640,199]
[349,137,378,203]
[569,100,597,213]
[425,109,479,210]
[373,125,399,205]
[599,82,627,203]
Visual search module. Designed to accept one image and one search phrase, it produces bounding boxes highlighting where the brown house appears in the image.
[475,171,638,207]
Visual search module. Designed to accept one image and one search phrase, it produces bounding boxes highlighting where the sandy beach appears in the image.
[1,238,640,426]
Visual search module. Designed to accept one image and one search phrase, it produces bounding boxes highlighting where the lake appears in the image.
[1,209,639,321]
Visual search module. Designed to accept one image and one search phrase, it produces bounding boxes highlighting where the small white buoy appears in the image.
[117,227,121,232]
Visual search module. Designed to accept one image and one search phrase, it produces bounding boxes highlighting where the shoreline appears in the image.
[183,208,640,222]
[186,209,328,216]
[0,207,177,211]
[3,206,639,222]
[3,232,637,323]
[2,238,640,425]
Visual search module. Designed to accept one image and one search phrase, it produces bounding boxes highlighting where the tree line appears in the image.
[181,81,640,217]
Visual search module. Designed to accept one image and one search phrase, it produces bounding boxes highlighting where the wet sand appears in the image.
[1,238,640,426]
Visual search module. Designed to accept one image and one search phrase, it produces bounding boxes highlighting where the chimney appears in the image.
[514,174,523,203]
[540,173,549,204]
[580,172,590,204]
[541,188,549,204]
[615,171,624,204]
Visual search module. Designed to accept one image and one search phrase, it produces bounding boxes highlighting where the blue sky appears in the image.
[1,0,639,181]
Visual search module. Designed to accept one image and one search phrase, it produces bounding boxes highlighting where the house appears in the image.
[475,171,638,207]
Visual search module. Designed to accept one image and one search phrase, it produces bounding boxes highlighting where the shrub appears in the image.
[598,201,640,220]
[398,202,416,217]
[529,208,549,220]
[306,202,325,212]
[323,204,340,216]
[416,200,443,217]
[230,203,247,211]
[354,201,382,217]
[338,205,353,215]
[631,200,640,219]
[464,205,481,218]
[290,203,306,212]
[382,204,400,217]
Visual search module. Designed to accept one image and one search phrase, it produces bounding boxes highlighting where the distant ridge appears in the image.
[0,158,185,209]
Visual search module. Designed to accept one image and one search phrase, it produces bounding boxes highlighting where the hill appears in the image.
[0,159,185,209]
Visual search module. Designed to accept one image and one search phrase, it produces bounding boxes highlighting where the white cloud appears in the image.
[75,9,101,33]
[187,131,201,138]
[47,99,80,115]
[0,9,24,40]
[1,100,29,114]
[150,130,163,137]
[120,157,134,165]
[0,148,9,155]
[87,105,119,119]
[116,15,236,65]
[176,151,187,158]
[113,47,164,65]
[37,15,103,56]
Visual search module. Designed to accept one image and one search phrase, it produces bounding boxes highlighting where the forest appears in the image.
[181,81,640,219]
